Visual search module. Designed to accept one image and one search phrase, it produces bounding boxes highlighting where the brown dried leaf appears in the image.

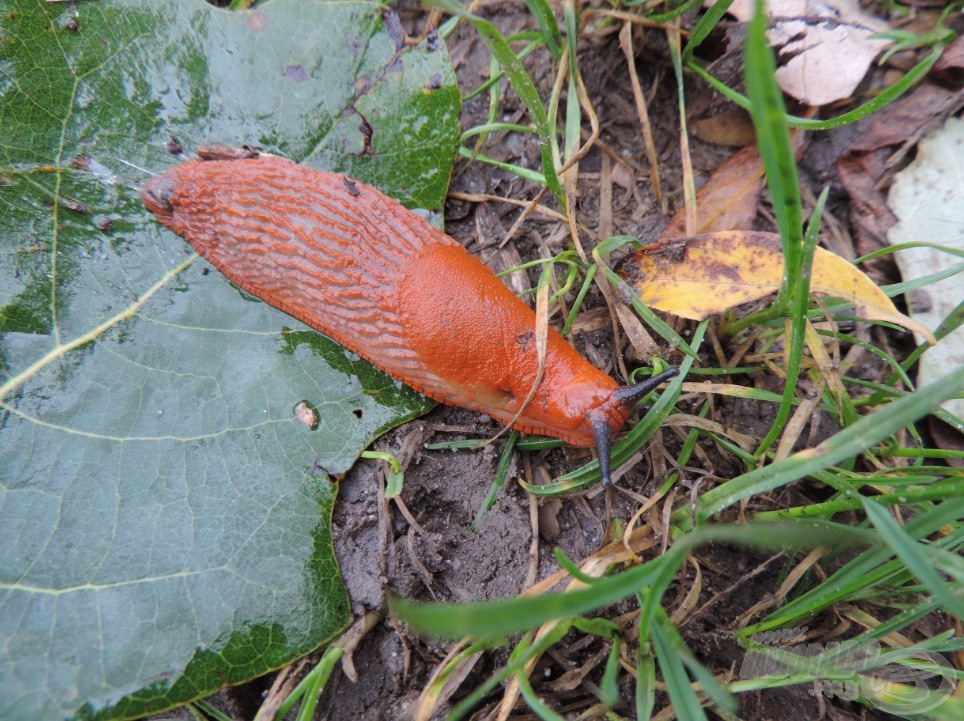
[687,25,756,147]
[662,134,807,239]
[662,145,765,238]
[837,84,964,256]
[934,33,964,73]
[617,231,936,342]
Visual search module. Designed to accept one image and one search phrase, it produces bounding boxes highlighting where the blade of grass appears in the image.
[881,262,964,298]
[523,0,563,59]
[745,0,803,309]
[696,365,964,520]
[667,21,697,233]
[462,35,542,101]
[448,625,569,721]
[686,43,946,130]
[636,651,657,720]
[652,619,709,721]
[642,0,704,21]
[294,645,345,721]
[362,450,403,497]
[553,547,599,585]
[855,241,964,264]
[752,478,964,521]
[469,431,520,531]
[860,498,964,619]
[516,668,566,720]
[683,0,736,62]
[563,3,582,174]
[600,637,621,708]
[461,122,536,142]
[754,188,825,456]
[458,146,548,184]
[561,263,596,336]
[475,54,500,153]
[725,259,963,338]
[636,562,686,663]
[392,521,865,639]
[656,608,737,713]
[191,700,233,721]
[740,499,964,635]
[393,553,668,639]
[868,299,964,405]
[426,0,564,204]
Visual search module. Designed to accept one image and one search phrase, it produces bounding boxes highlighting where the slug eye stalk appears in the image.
[593,368,680,487]
[592,416,616,488]
[613,368,680,407]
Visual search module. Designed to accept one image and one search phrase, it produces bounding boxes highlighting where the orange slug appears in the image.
[142,149,677,486]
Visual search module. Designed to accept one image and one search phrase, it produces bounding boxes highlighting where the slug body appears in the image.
[142,152,676,485]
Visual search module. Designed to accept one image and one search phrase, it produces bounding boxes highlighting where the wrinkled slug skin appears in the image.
[142,155,629,446]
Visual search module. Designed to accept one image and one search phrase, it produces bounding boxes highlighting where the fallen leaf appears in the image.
[662,132,807,238]
[836,151,898,257]
[726,0,891,105]
[662,145,765,238]
[616,231,936,343]
[688,102,757,147]
[845,84,962,152]
[934,33,964,74]
[837,84,963,256]
[887,115,964,417]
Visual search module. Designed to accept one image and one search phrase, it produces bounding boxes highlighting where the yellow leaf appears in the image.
[616,231,936,343]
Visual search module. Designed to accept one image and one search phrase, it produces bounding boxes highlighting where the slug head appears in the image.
[140,160,225,254]
[589,368,679,487]
[141,173,177,222]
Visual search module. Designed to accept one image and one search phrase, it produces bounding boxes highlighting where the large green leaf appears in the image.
[0,0,459,719]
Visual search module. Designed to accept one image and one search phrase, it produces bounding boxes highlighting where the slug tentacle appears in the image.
[613,369,681,407]
[591,414,615,487]
[590,368,680,486]
[142,151,678,487]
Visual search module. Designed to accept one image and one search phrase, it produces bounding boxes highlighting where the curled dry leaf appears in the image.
[616,231,936,344]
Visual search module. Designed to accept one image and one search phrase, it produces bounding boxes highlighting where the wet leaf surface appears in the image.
[0,1,459,719]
